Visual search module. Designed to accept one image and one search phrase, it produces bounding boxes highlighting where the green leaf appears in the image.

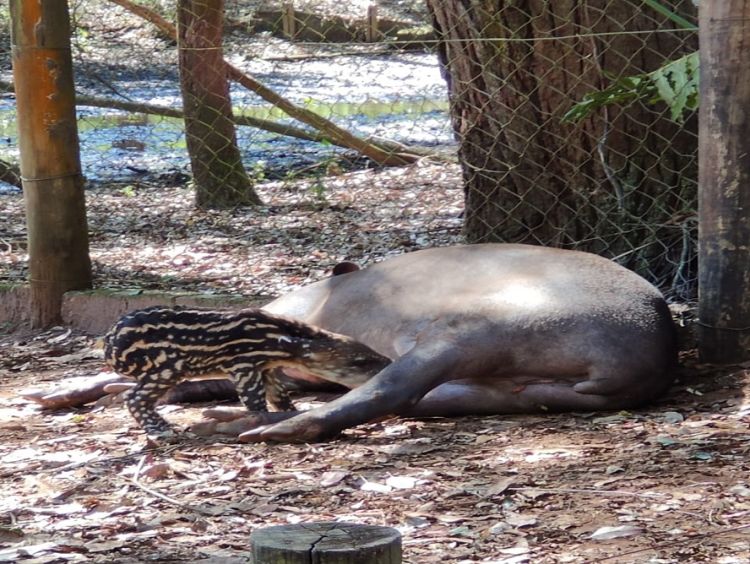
[562,77,644,122]
[563,52,698,124]
[642,0,697,30]
[647,52,699,122]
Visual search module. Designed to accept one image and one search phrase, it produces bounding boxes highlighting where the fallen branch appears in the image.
[108,0,424,166]
[0,79,435,159]
[0,157,22,188]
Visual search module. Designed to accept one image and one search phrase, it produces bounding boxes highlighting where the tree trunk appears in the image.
[426,0,698,296]
[697,0,750,362]
[177,0,261,208]
[10,0,92,328]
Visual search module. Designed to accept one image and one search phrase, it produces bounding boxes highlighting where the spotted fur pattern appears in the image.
[104,306,390,435]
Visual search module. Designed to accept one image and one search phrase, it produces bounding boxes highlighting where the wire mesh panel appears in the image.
[428,0,698,299]
[58,0,450,189]
[0,0,698,299]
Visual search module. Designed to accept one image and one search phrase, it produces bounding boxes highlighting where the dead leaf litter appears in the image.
[2,164,750,561]
[0,330,749,561]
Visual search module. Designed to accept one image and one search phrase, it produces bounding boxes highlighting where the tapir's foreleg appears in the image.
[125,380,176,434]
[238,342,460,443]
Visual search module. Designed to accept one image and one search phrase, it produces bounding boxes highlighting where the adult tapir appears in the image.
[197,243,677,443]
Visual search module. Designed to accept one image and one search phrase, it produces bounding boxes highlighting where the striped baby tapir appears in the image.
[103,306,390,436]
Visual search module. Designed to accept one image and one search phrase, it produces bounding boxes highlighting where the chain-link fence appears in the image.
[429,1,698,301]
[0,1,698,299]
[60,0,451,190]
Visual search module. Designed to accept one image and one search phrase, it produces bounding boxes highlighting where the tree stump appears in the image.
[250,522,402,563]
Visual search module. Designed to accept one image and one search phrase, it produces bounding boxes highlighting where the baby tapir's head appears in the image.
[267,318,391,388]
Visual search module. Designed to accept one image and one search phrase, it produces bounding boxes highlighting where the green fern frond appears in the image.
[563,52,698,124]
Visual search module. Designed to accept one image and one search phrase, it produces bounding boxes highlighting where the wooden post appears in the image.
[9,0,92,328]
[697,0,750,362]
[282,3,296,40]
[366,5,379,42]
[251,522,402,563]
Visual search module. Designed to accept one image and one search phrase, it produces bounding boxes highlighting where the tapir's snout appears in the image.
[298,339,391,388]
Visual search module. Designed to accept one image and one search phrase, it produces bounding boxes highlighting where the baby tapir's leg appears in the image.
[125,378,176,434]
[262,367,294,412]
[229,367,269,413]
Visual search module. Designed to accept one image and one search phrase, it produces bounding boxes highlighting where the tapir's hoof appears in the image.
[20,373,126,409]
[201,407,249,422]
[190,409,301,438]
[238,418,333,444]
[103,382,136,394]
[190,415,265,437]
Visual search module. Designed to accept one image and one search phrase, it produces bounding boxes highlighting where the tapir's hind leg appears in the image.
[405,358,671,417]
[572,363,673,404]
[403,380,630,417]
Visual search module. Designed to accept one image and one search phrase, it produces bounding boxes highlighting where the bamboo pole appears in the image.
[10,0,92,328]
[697,0,750,362]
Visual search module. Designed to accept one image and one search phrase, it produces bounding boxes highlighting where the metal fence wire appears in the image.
[428,1,698,301]
[0,1,698,299]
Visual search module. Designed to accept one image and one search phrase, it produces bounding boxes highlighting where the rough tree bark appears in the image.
[10,0,92,327]
[426,1,698,294]
[697,0,750,362]
[177,0,261,208]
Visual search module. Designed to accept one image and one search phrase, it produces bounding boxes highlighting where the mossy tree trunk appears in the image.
[177,0,261,208]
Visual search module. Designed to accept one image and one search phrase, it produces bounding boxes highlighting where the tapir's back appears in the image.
[264,244,670,340]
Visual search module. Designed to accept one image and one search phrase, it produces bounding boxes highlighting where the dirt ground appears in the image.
[0,162,464,298]
[2,162,750,563]
[0,327,749,564]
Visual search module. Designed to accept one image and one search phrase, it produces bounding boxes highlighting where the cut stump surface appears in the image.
[251,522,402,563]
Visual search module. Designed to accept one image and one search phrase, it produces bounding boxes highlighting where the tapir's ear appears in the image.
[331,261,360,276]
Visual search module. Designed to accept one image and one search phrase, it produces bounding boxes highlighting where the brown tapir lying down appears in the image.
[25,243,677,443]
[194,243,677,442]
